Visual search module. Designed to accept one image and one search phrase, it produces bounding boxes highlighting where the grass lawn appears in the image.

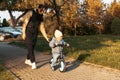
[9,35,120,70]
[0,56,15,79]
[0,65,15,80]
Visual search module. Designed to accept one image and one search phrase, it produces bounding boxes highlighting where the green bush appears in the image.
[2,18,9,27]
[111,17,120,35]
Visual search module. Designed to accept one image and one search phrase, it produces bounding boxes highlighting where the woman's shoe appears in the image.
[25,59,32,66]
[31,62,37,69]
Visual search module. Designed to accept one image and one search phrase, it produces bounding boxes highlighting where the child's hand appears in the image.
[66,44,70,47]
[55,43,58,46]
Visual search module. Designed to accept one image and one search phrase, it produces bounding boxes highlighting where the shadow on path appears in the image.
[65,53,90,72]
[36,58,51,69]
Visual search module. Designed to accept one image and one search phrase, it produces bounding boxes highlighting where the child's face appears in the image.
[56,36,63,41]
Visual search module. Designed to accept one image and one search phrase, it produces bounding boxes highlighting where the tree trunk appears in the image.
[53,0,61,30]
[8,10,16,27]
[74,24,77,36]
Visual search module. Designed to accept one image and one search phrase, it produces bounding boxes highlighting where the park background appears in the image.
[0,0,120,79]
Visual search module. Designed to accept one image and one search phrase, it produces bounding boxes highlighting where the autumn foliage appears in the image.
[0,0,120,35]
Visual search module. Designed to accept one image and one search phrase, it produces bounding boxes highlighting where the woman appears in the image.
[21,4,49,69]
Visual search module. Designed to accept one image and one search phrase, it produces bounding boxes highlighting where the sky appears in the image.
[0,11,22,22]
[79,0,114,3]
[102,0,114,4]
[0,0,117,22]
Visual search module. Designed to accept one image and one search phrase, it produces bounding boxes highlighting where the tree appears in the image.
[109,0,120,18]
[105,0,120,34]
[103,0,119,33]
[0,0,80,32]
[59,0,81,35]
[2,0,118,35]
[83,0,105,34]
[0,0,48,27]
[78,0,115,34]
[0,0,18,27]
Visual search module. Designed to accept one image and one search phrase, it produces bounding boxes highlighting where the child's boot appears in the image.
[49,58,53,64]
[51,66,55,71]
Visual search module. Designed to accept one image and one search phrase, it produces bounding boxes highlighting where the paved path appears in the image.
[0,42,120,80]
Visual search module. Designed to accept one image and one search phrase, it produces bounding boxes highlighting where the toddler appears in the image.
[49,29,69,70]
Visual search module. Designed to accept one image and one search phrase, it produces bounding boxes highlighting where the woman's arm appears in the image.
[22,11,32,40]
[39,22,49,42]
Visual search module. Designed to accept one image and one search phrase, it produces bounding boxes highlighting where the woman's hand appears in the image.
[22,33,26,40]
